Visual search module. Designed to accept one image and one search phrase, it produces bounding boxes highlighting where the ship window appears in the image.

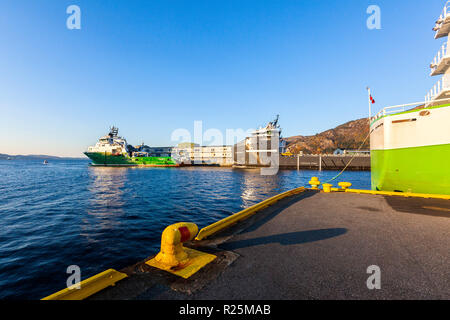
[392,118,417,124]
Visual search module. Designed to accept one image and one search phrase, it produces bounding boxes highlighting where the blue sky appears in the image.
[0,0,447,156]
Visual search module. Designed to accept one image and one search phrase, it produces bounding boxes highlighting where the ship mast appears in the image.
[426,2,450,106]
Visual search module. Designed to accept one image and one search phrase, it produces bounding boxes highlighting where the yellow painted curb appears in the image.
[195,187,306,240]
[41,269,127,300]
[344,189,450,200]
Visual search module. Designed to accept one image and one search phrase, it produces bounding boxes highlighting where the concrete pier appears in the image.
[88,190,449,300]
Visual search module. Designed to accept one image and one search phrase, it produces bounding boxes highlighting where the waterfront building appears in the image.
[171,144,233,166]
[146,147,174,158]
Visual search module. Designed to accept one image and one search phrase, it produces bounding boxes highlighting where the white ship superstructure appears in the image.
[234,115,287,166]
[86,127,129,156]
[247,115,284,154]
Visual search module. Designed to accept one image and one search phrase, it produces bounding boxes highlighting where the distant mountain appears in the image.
[284,118,370,155]
[0,153,87,160]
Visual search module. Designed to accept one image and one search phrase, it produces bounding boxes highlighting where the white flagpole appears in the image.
[366,87,372,121]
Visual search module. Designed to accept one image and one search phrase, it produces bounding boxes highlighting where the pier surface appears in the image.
[90,191,450,300]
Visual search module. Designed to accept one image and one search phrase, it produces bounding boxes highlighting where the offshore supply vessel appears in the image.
[370,2,450,195]
[84,127,178,167]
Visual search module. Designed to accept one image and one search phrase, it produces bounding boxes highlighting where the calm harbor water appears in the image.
[0,159,370,299]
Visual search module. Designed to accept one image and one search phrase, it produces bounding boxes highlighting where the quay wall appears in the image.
[279,155,371,171]
[179,155,371,171]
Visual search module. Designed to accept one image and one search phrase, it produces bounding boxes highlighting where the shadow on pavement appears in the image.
[221,228,347,250]
[238,190,319,235]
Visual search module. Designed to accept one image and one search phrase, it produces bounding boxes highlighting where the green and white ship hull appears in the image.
[370,104,450,195]
[84,152,178,167]
[84,127,179,167]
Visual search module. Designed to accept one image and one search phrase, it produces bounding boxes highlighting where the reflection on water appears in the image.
[82,167,128,241]
[88,167,127,214]
[240,169,281,207]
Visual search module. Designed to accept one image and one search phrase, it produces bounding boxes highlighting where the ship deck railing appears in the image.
[425,77,450,103]
[434,1,450,38]
[430,42,450,76]
[442,2,450,19]
[437,1,450,23]
[371,97,450,123]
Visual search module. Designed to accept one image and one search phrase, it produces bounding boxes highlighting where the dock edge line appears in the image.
[344,188,450,200]
[41,268,128,300]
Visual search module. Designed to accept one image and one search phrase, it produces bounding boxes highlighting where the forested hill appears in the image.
[284,118,370,155]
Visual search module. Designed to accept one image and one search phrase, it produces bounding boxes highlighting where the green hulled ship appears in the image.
[370,2,450,195]
[370,104,450,195]
[84,127,179,167]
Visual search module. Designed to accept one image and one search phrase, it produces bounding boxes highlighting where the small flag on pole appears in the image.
[367,87,373,120]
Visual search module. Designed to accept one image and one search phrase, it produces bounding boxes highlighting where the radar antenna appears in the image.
[109,126,119,137]
[273,114,280,128]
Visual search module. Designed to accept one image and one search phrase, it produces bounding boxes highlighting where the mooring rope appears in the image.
[322,130,371,184]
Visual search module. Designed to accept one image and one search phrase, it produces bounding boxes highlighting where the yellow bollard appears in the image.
[322,183,333,193]
[147,222,217,279]
[154,222,198,268]
[309,177,321,190]
[338,182,352,190]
